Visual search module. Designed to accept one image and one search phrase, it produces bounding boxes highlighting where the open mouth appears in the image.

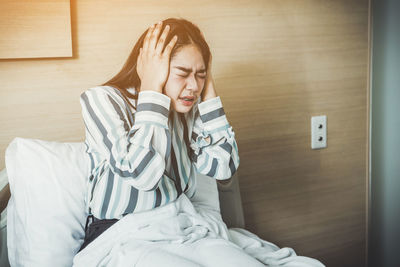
[179,96,195,106]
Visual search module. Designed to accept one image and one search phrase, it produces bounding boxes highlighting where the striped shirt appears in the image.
[80,85,239,219]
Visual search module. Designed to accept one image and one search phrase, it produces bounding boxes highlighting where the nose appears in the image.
[185,73,200,92]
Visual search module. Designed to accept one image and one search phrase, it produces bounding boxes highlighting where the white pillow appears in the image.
[5,138,89,267]
[4,137,222,267]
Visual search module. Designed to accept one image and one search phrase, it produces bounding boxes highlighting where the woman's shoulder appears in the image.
[81,85,131,106]
[80,86,138,115]
[81,85,120,98]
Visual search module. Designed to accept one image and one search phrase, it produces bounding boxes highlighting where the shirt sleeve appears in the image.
[80,87,171,191]
[190,96,240,180]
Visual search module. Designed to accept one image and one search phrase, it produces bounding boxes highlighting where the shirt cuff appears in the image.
[197,96,229,132]
[134,91,171,127]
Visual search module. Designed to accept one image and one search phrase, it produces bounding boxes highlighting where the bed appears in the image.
[0,137,325,267]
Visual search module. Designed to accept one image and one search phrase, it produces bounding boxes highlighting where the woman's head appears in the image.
[103,18,211,113]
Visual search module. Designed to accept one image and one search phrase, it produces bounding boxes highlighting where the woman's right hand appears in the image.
[136,21,178,93]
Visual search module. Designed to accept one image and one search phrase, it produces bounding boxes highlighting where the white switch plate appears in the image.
[311,115,327,149]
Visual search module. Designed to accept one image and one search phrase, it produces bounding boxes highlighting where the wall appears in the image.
[370,0,400,266]
[0,1,369,266]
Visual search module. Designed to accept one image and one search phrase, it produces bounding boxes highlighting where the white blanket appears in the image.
[73,194,325,267]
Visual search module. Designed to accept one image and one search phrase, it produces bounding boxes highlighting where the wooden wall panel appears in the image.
[0,0,72,59]
[0,1,369,266]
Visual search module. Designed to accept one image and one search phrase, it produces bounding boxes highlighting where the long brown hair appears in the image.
[102,17,211,104]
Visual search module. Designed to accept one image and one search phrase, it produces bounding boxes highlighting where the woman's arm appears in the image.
[190,96,240,180]
[190,51,239,180]
[80,86,171,191]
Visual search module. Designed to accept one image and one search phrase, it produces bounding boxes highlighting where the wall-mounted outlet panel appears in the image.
[311,115,327,149]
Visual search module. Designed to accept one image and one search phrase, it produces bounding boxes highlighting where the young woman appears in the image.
[78,18,240,253]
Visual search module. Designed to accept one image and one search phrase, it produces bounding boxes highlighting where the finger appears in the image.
[137,48,142,70]
[148,21,163,52]
[138,47,142,60]
[162,35,178,57]
[155,24,170,55]
[138,47,144,62]
[143,24,155,52]
[207,53,213,72]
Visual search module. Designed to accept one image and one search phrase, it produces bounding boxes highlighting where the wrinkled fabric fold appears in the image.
[73,193,325,267]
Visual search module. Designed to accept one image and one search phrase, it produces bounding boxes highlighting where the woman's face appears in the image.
[163,44,207,113]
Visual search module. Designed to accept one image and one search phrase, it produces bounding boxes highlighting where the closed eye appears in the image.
[178,74,206,79]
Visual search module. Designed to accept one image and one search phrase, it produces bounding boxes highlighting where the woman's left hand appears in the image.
[201,53,218,102]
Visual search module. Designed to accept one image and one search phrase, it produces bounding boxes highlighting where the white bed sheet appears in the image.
[73,193,325,267]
